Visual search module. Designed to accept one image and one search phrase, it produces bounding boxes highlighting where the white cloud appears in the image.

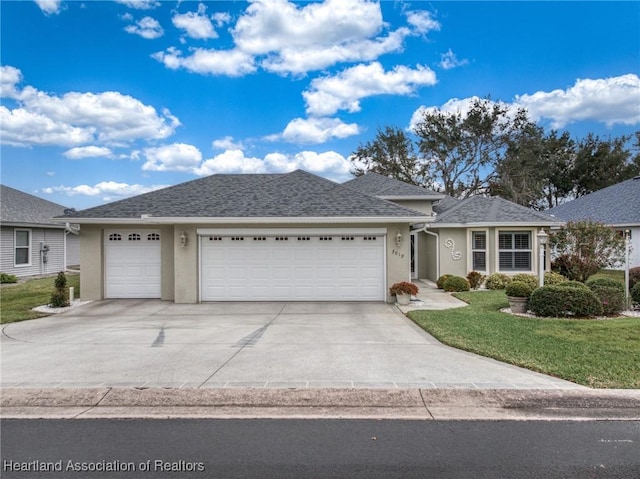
[152,47,256,77]
[172,3,217,40]
[280,117,359,144]
[63,146,113,159]
[154,0,436,76]
[0,66,180,147]
[115,0,160,10]
[34,0,62,15]
[195,149,265,175]
[304,62,437,116]
[42,181,167,200]
[515,74,640,128]
[405,10,440,35]
[212,12,231,27]
[142,143,203,172]
[439,49,468,70]
[212,136,243,150]
[0,65,24,99]
[125,16,164,39]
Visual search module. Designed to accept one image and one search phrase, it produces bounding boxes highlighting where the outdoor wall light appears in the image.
[180,231,188,248]
[396,231,403,247]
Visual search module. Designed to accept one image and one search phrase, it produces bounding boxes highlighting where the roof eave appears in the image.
[56,215,433,225]
[379,195,445,201]
[429,221,566,228]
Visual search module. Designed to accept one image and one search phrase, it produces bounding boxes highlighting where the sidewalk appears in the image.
[395,279,469,313]
[2,387,639,420]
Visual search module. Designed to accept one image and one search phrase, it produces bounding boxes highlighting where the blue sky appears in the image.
[1,0,639,210]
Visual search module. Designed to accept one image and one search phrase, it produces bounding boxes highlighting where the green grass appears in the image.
[0,274,80,324]
[588,269,625,283]
[407,290,640,388]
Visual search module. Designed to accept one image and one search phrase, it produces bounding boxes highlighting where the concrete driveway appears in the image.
[1,300,582,389]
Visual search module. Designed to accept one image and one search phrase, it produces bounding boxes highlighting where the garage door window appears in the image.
[109,233,122,241]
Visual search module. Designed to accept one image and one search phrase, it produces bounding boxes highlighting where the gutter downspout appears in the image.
[421,224,440,280]
[64,223,80,272]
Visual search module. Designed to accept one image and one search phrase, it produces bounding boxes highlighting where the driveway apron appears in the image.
[0,300,582,389]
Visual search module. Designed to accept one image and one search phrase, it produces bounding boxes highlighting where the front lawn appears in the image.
[0,274,80,324]
[407,290,640,388]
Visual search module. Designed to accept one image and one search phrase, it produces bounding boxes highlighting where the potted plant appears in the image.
[505,280,534,314]
[389,281,419,305]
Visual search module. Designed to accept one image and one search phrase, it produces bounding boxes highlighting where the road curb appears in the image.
[2,388,639,420]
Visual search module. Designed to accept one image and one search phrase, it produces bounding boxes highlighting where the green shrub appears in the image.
[529,285,603,318]
[557,280,590,290]
[629,267,640,289]
[511,273,538,289]
[586,277,624,292]
[0,272,18,284]
[505,280,535,298]
[544,271,567,285]
[631,282,640,304]
[442,276,470,292]
[466,271,485,290]
[436,274,452,289]
[50,271,69,308]
[588,285,626,315]
[485,273,512,290]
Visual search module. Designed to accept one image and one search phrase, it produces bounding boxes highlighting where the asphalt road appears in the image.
[2,419,639,478]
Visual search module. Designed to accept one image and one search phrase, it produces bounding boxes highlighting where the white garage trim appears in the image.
[199,229,386,302]
[104,230,161,298]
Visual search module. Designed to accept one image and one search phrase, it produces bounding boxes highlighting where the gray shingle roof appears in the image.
[433,195,563,226]
[59,170,428,220]
[343,172,444,199]
[546,177,640,225]
[1,184,70,227]
[433,195,461,214]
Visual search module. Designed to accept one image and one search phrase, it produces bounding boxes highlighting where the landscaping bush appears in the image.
[588,285,626,315]
[629,267,640,290]
[389,281,419,296]
[631,282,640,304]
[556,280,590,290]
[485,273,512,290]
[442,276,470,292]
[436,274,452,289]
[50,272,69,308]
[529,285,603,318]
[466,271,485,290]
[544,271,567,286]
[0,272,18,284]
[505,281,535,298]
[585,276,624,292]
[511,273,538,289]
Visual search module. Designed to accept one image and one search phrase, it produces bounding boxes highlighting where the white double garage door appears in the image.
[105,229,386,301]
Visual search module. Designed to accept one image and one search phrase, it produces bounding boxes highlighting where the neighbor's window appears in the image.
[498,231,531,271]
[471,231,487,271]
[14,229,31,266]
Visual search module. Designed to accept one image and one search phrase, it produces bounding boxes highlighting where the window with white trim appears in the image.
[14,229,31,266]
[471,231,487,271]
[498,231,531,271]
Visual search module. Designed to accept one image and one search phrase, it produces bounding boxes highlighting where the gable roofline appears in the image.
[1,184,72,227]
[343,172,445,199]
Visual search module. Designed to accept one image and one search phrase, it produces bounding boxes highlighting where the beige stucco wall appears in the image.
[80,222,413,303]
[425,226,547,280]
[392,199,434,216]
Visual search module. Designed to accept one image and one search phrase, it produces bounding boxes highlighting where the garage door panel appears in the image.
[105,230,161,299]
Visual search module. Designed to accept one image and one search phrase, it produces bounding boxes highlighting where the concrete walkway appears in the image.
[395,279,469,313]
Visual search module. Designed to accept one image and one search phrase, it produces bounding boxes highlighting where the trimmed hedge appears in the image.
[505,280,535,298]
[632,282,640,304]
[629,267,640,289]
[588,285,626,315]
[544,271,567,285]
[466,271,485,290]
[436,274,452,289]
[485,273,512,290]
[511,273,538,289]
[529,285,603,318]
[586,277,624,292]
[442,276,470,292]
[0,272,18,284]
[557,280,590,290]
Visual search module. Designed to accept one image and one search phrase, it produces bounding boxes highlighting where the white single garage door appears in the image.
[105,230,161,298]
[200,230,385,301]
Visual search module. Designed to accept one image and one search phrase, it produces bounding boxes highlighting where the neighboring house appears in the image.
[547,176,640,268]
[1,185,80,277]
[345,173,564,282]
[57,170,429,303]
